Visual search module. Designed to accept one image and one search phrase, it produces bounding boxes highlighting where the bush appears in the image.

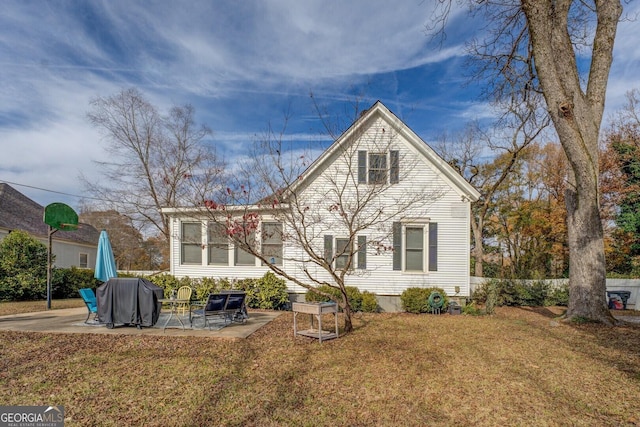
[462,301,483,316]
[236,272,289,310]
[144,272,290,310]
[361,291,379,313]
[0,230,48,301]
[305,285,363,312]
[472,279,570,307]
[401,287,449,314]
[192,277,223,301]
[51,267,100,299]
[146,273,192,299]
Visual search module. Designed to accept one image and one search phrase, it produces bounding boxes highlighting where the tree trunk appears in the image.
[522,0,621,323]
[340,290,353,333]
[471,214,484,277]
[564,183,612,322]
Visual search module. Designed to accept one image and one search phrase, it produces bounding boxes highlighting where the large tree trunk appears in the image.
[471,214,484,277]
[522,0,621,323]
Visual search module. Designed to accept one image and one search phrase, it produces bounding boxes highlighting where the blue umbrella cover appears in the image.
[95,230,118,282]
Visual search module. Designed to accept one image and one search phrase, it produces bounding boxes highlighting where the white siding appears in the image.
[167,113,473,297]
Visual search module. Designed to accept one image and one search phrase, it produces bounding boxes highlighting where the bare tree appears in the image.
[430,0,623,323]
[84,88,224,242]
[200,110,444,332]
[438,95,549,277]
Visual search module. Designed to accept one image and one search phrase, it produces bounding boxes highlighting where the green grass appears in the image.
[1,304,639,426]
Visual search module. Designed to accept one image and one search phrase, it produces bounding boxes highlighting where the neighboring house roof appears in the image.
[0,183,99,245]
[290,101,481,202]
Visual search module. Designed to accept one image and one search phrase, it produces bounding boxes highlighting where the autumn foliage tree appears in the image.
[430,0,623,323]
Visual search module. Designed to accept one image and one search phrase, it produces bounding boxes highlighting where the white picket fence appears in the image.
[470,277,639,310]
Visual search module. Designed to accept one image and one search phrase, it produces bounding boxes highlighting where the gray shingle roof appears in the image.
[0,183,99,246]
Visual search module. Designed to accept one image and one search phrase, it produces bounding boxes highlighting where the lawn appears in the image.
[1,303,639,426]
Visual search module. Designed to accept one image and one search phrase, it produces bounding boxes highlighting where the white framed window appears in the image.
[368,153,387,184]
[405,227,424,271]
[335,238,353,270]
[208,222,228,265]
[358,150,400,185]
[261,222,283,265]
[234,231,256,266]
[392,221,437,272]
[79,253,88,269]
[324,235,367,270]
[181,222,202,265]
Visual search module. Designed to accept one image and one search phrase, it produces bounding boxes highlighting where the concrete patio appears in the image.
[0,307,282,338]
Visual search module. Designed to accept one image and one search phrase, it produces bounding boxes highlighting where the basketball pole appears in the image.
[46,226,57,310]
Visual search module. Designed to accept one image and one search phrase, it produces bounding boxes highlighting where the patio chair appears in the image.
[221,290,249,324]
[191,293,230,330]
[176,286,192,316]
[78,288,98,323]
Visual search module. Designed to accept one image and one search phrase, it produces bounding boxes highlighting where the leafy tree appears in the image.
[438,96,549,278]
[430,0,623,323]
[601,89,640,274]
[79,209,167,270]
[0,230,49,300]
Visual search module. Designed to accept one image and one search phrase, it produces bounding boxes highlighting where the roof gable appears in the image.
[290,101,480,201]
[0,183,99,245]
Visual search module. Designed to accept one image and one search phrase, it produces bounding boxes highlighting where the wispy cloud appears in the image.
[0,0,638,209]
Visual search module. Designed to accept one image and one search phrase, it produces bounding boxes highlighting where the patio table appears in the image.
[158,298,189,331]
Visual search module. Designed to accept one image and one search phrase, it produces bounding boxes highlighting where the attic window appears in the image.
[358,150,399,184]
[368,153,387,184]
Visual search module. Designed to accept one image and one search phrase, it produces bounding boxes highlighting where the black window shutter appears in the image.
[357,235,366,269]
[358,151,367,184]
[324,235,333,263]
[392,222,401,270]
[428,223,438,271]
[390,150,399,184]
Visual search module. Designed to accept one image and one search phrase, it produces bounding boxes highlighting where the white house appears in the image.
[162,101,480,310]
[0,183,99,268]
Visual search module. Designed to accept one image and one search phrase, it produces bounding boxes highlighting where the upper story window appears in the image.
[358,150,399,185]
[368,153,387,184]
[181,222,202,265]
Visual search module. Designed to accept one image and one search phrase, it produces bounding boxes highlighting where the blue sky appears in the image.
[1,1,639,210]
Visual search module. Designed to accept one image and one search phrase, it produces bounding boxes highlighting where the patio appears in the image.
[0,306,281,338]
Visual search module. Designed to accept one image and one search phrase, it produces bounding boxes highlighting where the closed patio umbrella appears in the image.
[94,230,117,283]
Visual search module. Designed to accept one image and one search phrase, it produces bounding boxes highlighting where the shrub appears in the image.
[192,277,220,301]
[473,279,570,308]
[361,291,379,313]
[146,273,191,298]
[51,267,100,299]
[305,285,363,312]
[0,230,48,301]
[401,287,449,314]
[235,272,289,310]
[462,301,483,316]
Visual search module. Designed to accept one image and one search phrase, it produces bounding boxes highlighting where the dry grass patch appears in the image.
[0,299,85,316]
[1,306,639,426]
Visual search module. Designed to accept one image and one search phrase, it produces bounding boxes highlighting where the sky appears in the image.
[1,1,639,210]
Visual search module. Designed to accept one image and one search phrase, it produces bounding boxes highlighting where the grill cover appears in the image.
[97,278,164,327]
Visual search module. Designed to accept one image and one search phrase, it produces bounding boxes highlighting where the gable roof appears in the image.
[290,101,480,202]
[0,183,99,246]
